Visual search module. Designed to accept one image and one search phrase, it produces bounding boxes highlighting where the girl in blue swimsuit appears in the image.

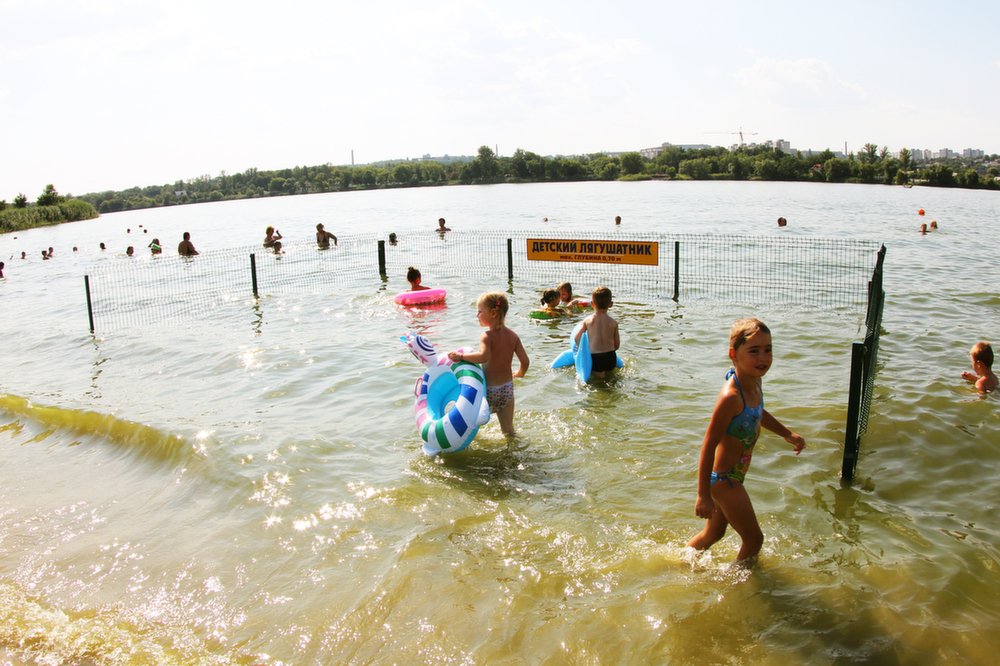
[687,318,806,564]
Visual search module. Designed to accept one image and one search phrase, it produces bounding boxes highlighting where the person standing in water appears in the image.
[448,292,529,435]
[687,318,805,564]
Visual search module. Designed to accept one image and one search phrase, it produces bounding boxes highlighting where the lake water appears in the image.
[1,181,998,664]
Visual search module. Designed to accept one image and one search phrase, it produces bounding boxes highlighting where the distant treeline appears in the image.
[11,144,1000,220]
[0,185,99,232]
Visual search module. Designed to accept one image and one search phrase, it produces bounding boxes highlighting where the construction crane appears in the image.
[704,126,758,147]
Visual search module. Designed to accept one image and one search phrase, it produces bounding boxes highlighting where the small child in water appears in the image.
[962,341,997,394]
[406,266,430,291]
[573,286,619,379]
[557,281,588,310]
[448,292,529,435]
[687,318,806,564]
[535,289,564,318]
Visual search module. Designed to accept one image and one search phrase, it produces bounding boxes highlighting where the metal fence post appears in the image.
[378,240,386,278]
[507,238,514,282]
[841,341,865,480]
[672,241,680,301]
[84,275,95,333]
[250,253,259,298]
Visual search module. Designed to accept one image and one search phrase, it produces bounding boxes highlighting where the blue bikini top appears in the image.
[725,368,763,447]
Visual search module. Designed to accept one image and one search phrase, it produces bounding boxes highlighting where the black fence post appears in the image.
[672,241,680,301]
[84,274,95,333]
[250,253,259,299]
[378,240,387,278]
[841,341,865,480]
[507,238,514,282]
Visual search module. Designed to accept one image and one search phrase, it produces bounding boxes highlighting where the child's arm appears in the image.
[613,320,620,351]
[449,332,490,364]
[573,315,593,344]
[694,390,739,518]
[762,410,806,454]
[513,335,530,378]
[962,371,977,383]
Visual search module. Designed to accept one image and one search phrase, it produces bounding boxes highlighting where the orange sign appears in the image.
[526,239,659,266]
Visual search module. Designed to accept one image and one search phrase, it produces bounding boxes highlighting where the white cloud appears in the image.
[738,57,867,107]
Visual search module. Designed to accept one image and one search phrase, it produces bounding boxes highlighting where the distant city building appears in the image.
[963,148,984,159]
[639,142,712,158]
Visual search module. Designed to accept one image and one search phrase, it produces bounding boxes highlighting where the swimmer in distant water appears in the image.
[447,292,529,435]
[962,341,998,394]
[406,266,430,291]
[0,261,4,278]
[272,240,284,255]
[388,232,398,246]
[437,217,451,233]
[316,223,338,248]
[126,246,134,257]
[263,225,282,248]
[178,232,199,256]
[687,318,806,565]
[615,215,622,225]
[777,217,787,227]
[930,220,938,231]
[919,223,928,235]
[149,238,162,255]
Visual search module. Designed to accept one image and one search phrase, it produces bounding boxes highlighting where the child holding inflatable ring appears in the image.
[448,292,530,435]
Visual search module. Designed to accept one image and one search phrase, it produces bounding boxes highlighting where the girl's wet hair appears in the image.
[406,266,421,282]
[479,292,509,321]
[729,318,770,350]
[541,288,559,306]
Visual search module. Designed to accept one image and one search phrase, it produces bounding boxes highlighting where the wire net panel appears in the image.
[508,231,880,311]
[86,232,882,331]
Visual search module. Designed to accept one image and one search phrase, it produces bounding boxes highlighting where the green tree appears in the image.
[37,184,63,206]
[860,143,879,164]
[679,158,713,180]
[898,147,912,170]
[824,158,851,183]
[14,193,27,208]
[620,152,644,175]
[471,145,500,183]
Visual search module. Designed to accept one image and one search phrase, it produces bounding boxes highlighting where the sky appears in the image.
[3,0,999,200]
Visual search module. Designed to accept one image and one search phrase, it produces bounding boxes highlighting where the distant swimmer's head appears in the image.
[557,282,573,303]
[541,289,559,307]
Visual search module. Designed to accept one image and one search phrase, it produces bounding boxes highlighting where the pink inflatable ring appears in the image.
[395,288,447,306]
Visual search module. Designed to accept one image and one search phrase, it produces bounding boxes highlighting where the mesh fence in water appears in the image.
[384,230,880,310]
[86,231,882,331]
